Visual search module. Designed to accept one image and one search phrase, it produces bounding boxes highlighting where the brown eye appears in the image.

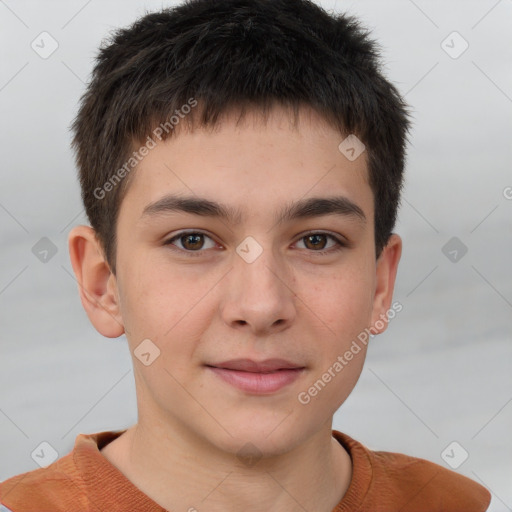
[180,233,204,250]
[303,234,329,250]
[295,232,346,254]
[165,231,217,252]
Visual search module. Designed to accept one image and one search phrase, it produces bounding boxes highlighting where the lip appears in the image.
[206,358,306,394]
[210,358,304,372]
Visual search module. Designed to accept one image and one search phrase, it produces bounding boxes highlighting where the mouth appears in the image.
[205,358,306,394]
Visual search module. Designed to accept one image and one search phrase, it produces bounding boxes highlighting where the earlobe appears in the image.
[370,233,402,334]
[67,225,125,338]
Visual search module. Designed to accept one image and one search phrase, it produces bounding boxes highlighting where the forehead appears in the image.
[119,105,373,224]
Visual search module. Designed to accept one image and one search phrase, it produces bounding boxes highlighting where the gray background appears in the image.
[1,0,511,509]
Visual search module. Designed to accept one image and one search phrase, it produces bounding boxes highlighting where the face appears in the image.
[95,105,400,456]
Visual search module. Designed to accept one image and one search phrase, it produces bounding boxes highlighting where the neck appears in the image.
[101,419,352,512]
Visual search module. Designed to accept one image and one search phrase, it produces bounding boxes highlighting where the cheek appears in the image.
[295,272,373,415]
[120,262,215,405]
[118,252,190,332]
[119,258,217,364]
[304,264,375,344]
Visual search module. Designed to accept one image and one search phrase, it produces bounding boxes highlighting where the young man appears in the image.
[0,0,491,510]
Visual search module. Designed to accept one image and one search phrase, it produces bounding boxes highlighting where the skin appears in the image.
[68,104,401,512]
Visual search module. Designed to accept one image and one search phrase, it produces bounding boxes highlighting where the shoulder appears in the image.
[370,448,490,509]
[0,431,121,512]
[333,430,491,512]
[0,451,87,512]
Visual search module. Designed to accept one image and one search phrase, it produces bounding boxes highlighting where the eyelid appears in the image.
[294,229,349,244]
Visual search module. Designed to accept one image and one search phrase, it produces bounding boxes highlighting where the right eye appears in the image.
[164,230,219,254]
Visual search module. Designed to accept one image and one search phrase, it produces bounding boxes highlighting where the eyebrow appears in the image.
[140,194,366,226]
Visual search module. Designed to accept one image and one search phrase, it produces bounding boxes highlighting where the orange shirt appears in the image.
[0,429,491,511]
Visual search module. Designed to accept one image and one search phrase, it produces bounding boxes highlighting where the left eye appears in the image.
[294,233,343,252]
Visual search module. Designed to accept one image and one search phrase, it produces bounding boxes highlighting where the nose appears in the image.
[220,242,297,336]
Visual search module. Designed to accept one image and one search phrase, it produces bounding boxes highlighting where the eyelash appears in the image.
[163,230,348,257]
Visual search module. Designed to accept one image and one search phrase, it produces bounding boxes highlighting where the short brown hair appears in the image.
[71,0,411,275]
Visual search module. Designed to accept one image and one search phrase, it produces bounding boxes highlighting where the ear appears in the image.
[68,225,125,338]
[370,233,402,334]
